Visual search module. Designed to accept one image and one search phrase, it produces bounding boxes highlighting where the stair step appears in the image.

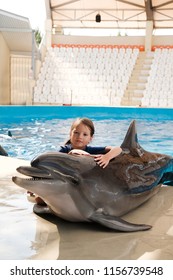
[121,51,153,106]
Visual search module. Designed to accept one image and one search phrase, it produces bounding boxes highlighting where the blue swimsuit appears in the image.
[59,144,107,155]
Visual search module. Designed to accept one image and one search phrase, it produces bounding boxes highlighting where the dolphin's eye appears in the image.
[71,177,79,185]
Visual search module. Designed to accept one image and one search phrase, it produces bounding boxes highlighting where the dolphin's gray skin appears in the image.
[12,120,173,232]
[0,131,13,156]
[0,145,8,156]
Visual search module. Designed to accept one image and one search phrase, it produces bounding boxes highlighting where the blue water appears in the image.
[0,106,173,160]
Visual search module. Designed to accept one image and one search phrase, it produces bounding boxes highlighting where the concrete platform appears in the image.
[1,155,173,260]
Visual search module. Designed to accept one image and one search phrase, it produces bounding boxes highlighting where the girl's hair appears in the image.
[65,118,95,145]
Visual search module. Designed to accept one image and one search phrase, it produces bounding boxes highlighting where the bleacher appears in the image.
[33,44,173,107]
[33,44,140,106]
[141,47,173,107]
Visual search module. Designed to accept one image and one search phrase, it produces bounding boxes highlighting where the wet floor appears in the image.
[1,156,173,260]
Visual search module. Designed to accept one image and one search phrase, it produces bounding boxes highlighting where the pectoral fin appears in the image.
[90,212,151,232]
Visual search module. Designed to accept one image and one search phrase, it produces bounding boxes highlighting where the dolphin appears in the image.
[0,131,13,156]
[0,145,8,156]
[0,131,13,140]
[12,120,173,232]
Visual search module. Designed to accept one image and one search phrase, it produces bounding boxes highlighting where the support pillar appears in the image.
[45,19,52,48]
[145,21,153,51]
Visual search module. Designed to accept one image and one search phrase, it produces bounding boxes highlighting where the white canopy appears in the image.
[47,0,173,30]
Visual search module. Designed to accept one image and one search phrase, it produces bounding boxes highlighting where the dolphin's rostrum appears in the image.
[12,120,173,232]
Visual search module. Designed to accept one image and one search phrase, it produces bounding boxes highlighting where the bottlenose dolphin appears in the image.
[0,131,13,140]
[12,120,173,232]
[0,145,8,156]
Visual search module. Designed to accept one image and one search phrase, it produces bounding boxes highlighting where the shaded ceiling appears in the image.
[0,9,38,53]
[48,0,173,30]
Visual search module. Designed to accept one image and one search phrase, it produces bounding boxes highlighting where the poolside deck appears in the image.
[1,155,173,260]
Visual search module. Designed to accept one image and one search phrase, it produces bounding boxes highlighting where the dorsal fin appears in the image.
[120,120,144,157]
[0,145,8,156]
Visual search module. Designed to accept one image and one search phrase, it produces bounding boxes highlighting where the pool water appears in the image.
[0,106,173,160]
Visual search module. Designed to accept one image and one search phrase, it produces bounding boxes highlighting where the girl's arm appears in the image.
[94,146,122,168]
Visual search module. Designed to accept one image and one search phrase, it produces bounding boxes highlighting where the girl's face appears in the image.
[70,123,93,149]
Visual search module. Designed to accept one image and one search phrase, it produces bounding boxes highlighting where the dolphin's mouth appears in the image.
[12,164,61,196]
[23,176,51,181]
[12,166,54,189]
[14,164,80,185]
[16,166,52,180]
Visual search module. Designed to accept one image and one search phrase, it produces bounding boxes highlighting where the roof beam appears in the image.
[52,8,143,11]
[145,0,153,21]
[52,0,80,9]
[116,0,144,9]
[154,1,173,9]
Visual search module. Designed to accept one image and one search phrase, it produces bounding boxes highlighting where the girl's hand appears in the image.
[94,154,110,168]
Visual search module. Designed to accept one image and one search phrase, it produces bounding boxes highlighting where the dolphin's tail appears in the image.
[90,212,151,232]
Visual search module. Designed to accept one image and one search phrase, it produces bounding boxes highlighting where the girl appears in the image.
[34,117,122,205]
[59,117,122,168]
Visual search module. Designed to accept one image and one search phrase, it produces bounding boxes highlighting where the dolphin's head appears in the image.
[12,152,98,221]
[12,151,97,194]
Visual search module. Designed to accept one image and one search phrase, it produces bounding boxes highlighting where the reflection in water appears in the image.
[0,179,59,260]
[29,216,60,260]
[1,175,173,259]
